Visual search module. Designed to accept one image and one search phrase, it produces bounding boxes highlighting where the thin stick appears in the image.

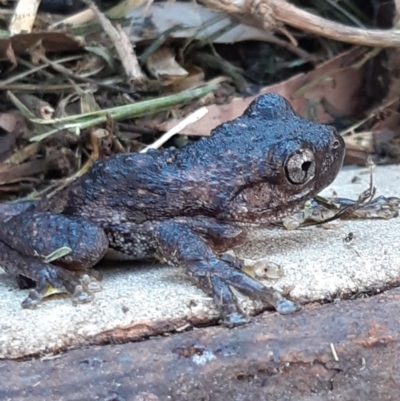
[330,343,339,361]
[270,0,400,47]
[9,0,40,35]
[85,0,145,87]
[29,84,218,142]
[35,54,138,96]
[200,0,400,48]
[141,107,209,153]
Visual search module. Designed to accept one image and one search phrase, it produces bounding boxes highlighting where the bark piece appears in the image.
[2,288,400,400]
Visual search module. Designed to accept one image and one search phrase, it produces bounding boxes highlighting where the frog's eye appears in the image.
[331,139,341,149]
[285,148,315,184]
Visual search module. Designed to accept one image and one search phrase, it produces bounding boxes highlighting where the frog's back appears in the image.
[175,93,327,169]
[47,152,173,221]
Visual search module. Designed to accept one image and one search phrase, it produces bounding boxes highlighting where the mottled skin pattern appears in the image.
[0,93,345,326]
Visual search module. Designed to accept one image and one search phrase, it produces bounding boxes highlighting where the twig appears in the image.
[141,107,209,153]
[9,0,40,35]
[339,98,399,136]
[0,84,90,93]
[260,33,319,63]
[34,54,139,96]
[270,0,400,47]
[29,83,219,142]
[330,343,339,361]
[199,0,400,48]
[85,0,146,87]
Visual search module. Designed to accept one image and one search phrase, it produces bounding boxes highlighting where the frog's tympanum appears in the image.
[0,93,345,326]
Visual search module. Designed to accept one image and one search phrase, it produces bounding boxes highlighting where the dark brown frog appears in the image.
[0,93,345,326]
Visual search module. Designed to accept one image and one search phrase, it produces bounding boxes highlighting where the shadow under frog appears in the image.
[0,93,345,326]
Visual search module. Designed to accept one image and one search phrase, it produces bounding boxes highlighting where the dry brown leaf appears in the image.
[3,143,41,166]
[0,111,25,133]
[0,111,27,163]
[169,65,205,93]
[0,40,16,65]
[0,135,16,164]
[343,128,400,166]
[0,160,49,185]
[370,56,400,133]
[343,131,375,165]
[146,47,188,85]
[0,32,84,61]
[0,151,75,186]
[159,48,366,136]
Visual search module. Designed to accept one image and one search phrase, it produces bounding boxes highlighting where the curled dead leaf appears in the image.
[146,47,189,86]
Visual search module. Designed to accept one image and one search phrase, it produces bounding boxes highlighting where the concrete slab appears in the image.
[1,164,400,359]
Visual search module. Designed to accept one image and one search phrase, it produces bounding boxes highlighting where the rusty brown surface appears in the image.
[2,288,400,401]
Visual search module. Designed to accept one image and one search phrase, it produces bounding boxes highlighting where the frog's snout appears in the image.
[320,127,345,189]
[331,128,346,169]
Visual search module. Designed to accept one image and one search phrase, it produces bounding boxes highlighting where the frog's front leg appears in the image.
[0,212,109,307]
[154,220,298,327]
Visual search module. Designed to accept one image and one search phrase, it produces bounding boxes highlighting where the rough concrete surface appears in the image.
[1,165,400,359]
[2,287,400,401]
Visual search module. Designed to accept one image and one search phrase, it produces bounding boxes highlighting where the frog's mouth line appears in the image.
[231,202,305,227]
[220,180,318,226]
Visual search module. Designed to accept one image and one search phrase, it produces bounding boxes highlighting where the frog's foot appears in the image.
[17,264,103,309]
[0,243,94,309]
[0,212,109,308]
[15,270,102,308]
[221,250,284,280]
[155,221,299,327]
[21,278,93,309]
[19,266,101,309]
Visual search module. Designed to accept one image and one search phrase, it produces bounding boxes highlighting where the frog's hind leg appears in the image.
[0,241,95,307]
[0,212,109,308]
[154,221,299,327]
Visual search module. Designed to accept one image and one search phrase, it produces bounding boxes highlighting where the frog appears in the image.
[0,93,345,326]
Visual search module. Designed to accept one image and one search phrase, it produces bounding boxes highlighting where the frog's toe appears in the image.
[71,285,94,305]
[222,311,249,327]
[215,265,300,315]
[206,275,248,326]
[80,273,102,293]
[21,275,67,308]
[21,289,43,309]
[275,298,299,314]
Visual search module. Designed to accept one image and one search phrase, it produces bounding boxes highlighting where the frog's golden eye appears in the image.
[285,148,315,184]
